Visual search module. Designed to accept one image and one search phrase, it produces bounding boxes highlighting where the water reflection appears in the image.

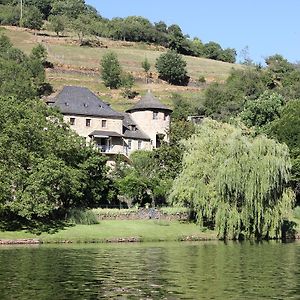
[0,241,299,299]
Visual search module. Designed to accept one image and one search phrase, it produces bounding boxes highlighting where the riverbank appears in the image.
[0,220,217,244]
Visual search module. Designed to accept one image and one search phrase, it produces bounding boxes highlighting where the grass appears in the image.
[2,26,245,111]
[0,220,216,243]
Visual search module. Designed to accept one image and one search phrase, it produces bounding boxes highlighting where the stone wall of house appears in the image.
[123,138,152,156]
[64,115,123,138]
[129,110,171,148]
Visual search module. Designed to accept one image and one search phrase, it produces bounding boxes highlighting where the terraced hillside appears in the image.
[1,26,244,111]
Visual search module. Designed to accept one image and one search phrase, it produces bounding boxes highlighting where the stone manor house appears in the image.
[49,86,172,158]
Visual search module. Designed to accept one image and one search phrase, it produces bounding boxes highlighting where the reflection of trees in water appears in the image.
[0,242,299,299]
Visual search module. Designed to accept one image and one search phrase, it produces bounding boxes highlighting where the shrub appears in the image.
[66,209,99,225]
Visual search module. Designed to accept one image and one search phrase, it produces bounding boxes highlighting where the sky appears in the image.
[86,0,300,64]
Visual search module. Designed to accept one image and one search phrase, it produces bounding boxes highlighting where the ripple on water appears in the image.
[0,241,299,299]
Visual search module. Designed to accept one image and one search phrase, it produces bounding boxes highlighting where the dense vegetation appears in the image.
[0,4,299,239]
[0,35,112,231]
[169,119,294,239]
[0,0,236,63]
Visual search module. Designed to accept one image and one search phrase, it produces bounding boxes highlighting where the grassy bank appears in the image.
[0,220,217,243]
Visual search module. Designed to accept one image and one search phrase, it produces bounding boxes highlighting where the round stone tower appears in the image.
[126,91,172,148]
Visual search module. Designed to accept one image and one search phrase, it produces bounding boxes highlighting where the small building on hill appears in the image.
[51,86,172,157]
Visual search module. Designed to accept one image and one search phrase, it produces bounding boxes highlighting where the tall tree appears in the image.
[170,119,295,239]
[100,51,122,89]
[155,50,189,85]
[0,96,110,229]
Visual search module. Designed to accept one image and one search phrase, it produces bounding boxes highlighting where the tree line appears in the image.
[0,0,236,63]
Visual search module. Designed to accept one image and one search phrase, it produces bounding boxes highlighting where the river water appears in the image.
[0,241,299,299]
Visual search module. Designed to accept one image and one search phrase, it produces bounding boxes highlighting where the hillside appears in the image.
[1,26,244,111]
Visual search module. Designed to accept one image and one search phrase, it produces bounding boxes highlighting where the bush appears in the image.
[66,209,99,225]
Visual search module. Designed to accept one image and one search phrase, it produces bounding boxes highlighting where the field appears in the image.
[1,26,244,111]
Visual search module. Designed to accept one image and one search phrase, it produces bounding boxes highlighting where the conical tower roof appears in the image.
[126,91,172,113]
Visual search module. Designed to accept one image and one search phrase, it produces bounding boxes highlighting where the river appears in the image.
[0,241,299,299]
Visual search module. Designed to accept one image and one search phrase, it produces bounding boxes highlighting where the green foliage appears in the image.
[170,119,295,239]
[155,50,189,85]
[265,54,294,88]
[240,91,284,128]
[48,15,66,36]
[204,41,222,60]
[0,96,110,229]
[0,37,49,99]
[70,14,92,43]
[31,43,47,63]
[203,68,266,120]
[22,7,43,30]
[293,206,300,219]
[0,4,19,26]
[50,0,86,19]
[171,93,195,120]
[266,100,300,202]
[66,209,99,225]
[100,51,122,89]
[141,57,151,83]
[141,57,151,73]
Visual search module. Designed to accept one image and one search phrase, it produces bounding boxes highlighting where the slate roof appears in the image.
[121,113,151,140]
[126,91,172,113]
[54,86,123,119]
[88,131,123,138]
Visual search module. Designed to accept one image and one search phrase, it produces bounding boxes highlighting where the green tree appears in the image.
[69,14,93,44]
[266,100,300,203]
[50,0,86,19]
[31,43,47,63]
[169,119,295,239]
[240,91,284,128]
[141,57,151,83]
[0,96,110,229]
[155,50,189,85]
[22,6,43,30]
[204,41,222,60]
[48,15,66,36]
[100,51,122,89]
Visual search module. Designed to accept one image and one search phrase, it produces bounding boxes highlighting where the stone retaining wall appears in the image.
[96,208,190,221]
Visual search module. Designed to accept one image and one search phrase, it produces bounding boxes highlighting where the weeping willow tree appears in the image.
[169,119,295,239]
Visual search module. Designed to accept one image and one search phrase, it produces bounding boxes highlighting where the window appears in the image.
[138,140,142,150]
[70,117,75,125]
[86,119,91,127]
[128,139,132,150]
[129,125,136,131]
[102,120,107,128]
[153,112,158,120]
[164,113,168,121]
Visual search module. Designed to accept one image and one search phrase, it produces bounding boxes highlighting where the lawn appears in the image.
[0,220,217,243]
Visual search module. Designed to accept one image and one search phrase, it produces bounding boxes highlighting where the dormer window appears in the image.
[153,112,158,120]
[129,125,136,131]
[84,103,88,108]
[65,102,69,106]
